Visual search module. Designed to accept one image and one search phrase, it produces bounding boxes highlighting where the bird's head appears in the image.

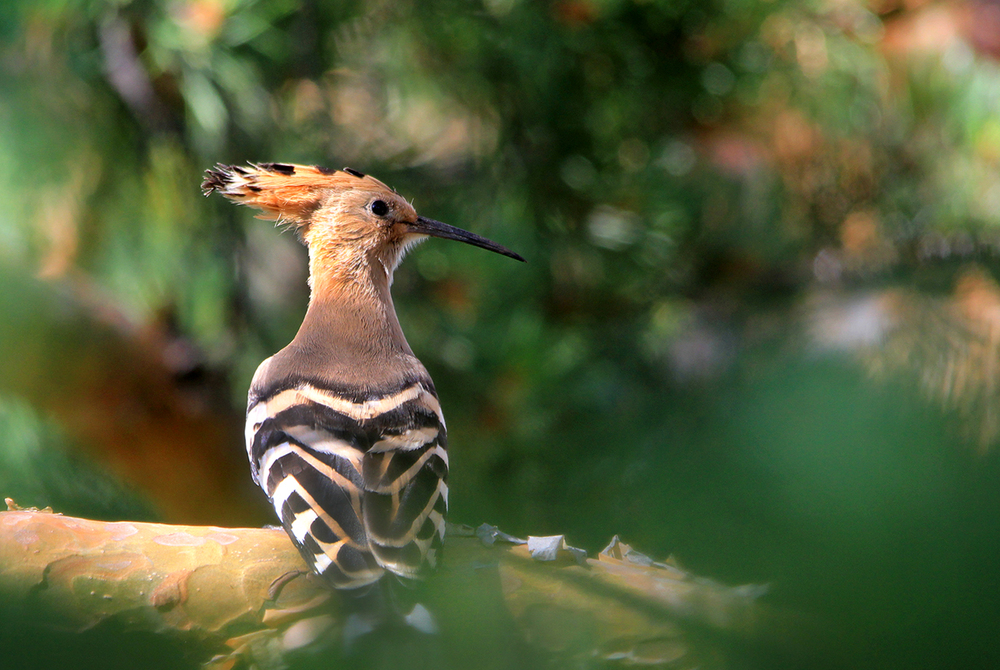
[202,163,523,280]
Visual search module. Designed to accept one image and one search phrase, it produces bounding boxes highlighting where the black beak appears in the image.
[411,216,525,262]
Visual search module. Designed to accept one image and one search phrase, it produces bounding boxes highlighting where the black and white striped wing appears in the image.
[246,380,448,589]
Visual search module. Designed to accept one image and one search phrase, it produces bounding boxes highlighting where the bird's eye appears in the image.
[370,200,389,217]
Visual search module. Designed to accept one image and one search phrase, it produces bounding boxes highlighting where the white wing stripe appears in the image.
[370,427,440,453]
[270,475,298,512]
[284,425,365,470]
[312,552,333,572]
[258,383,441,423]
[290,508,318,543]
[258,443,299,495]
[433,445,449,468]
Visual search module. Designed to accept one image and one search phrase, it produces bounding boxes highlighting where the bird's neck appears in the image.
[295,245,412,360]
[259,239,425,394]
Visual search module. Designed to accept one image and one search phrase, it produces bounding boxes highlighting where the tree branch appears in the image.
[0,508,824,669]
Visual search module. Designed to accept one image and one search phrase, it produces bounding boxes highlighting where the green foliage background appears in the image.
[3,0,1000,667]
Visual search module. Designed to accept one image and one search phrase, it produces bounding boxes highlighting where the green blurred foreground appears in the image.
[3,0,1000,668]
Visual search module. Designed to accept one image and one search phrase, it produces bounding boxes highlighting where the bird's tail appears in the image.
[339,578,444,670]
[341,576,438,639]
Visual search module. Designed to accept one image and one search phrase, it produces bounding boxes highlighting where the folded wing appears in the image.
[246,379,448,588]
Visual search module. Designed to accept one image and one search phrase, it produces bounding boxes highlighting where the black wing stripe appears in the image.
[369,542,424,571]
[271,404,367,447]
[310,515,339,544]
[336,543,379,574]
[281,489,311,520]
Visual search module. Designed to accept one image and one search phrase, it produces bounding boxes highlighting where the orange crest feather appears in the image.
[201,163,384,224]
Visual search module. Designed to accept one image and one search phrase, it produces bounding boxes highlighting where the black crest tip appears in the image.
[258,162,296,175]
[201,164,233,196]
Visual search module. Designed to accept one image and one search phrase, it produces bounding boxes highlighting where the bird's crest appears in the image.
[201,162,394,226]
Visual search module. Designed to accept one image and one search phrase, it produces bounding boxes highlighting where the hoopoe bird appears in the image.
[202,163,523,619]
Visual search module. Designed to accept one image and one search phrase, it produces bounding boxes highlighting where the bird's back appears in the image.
[246,361,449,589]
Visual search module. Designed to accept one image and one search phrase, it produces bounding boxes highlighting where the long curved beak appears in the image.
[411,216,525,262]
